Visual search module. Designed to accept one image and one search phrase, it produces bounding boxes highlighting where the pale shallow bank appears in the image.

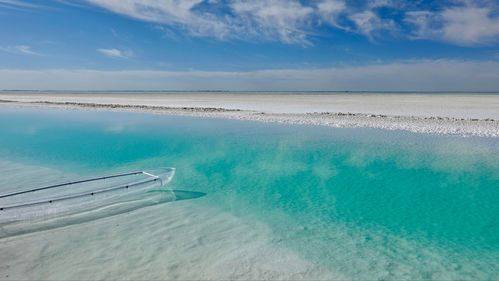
[1,92,498,137]
[0,160,336,280]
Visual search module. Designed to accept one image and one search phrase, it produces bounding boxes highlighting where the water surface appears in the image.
[0,106,497,280]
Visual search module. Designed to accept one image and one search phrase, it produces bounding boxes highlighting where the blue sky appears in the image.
[0,0,498,91]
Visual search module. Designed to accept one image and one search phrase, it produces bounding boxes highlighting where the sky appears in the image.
[0,0,498,91]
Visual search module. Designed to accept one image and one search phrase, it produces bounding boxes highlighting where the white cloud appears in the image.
[367,0,394,8]
[87,0,231,40]
[230,0,314,44]
[83,0,397,44]
[316,0,397,38]
[316,0,347,29]
[441,5,499,45]
[3,0,492,46]
[97,48,132,59]
[0,0,40,10]
[317,0,346,15]
[404,11,437,39]
[87,0,318,44]
[1,60,498,91]
[405,4,499,46]
[348,10,395,39]
[0,45,40,55]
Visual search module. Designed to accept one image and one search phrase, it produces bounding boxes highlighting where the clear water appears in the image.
[0,106,497,280]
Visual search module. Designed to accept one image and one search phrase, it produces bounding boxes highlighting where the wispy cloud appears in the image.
[0,0,40,10]
[83,0,398,45]
[230,0,315,44]
[348,10,396,40]
[1,60,498,91]
[7,0,497,46]
[0,45,40,56]
[405,2,499,46]
[317,0,348,29]
[87,0,231,40]
[97,48,132,59]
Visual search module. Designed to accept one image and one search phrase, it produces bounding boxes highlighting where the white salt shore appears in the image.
[1,92,498,137]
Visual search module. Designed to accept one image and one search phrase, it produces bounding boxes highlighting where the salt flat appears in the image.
[1,92,498,118]
[1,92,498,137]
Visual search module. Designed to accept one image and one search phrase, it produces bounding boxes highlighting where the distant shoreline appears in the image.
[2,90,499,95]
[1,92,498,137]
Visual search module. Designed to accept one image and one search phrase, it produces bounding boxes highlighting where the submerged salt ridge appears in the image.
[0,107,498,280]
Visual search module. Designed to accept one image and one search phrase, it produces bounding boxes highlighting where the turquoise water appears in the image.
[0,106,498,279]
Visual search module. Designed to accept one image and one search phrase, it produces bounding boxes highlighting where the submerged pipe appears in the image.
[0,171,144,199]
[0,168,175,223]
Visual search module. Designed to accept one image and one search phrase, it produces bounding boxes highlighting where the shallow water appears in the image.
[0,106,497,280]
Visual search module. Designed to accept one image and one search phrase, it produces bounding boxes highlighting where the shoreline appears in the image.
[1,98,498,138]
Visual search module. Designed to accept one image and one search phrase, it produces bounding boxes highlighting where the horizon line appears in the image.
[1,90,499,94]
